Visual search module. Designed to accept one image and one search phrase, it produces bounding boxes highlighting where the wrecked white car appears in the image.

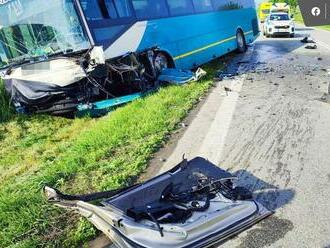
[0,0,169,116]
[45,157,272,248]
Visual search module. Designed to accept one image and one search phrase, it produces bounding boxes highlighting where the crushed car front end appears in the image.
[0,0,163,116]
[0,0,92,115]
[44,157,272,248]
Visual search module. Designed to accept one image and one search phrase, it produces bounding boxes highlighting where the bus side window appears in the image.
[79,0,104,20]
[192,0,213,13]
[132,0,169,19]
[113,0,133,18]
[103,0,133,19]
[212,0,222,10]
[104,0,119,18]
[167,0,194,16]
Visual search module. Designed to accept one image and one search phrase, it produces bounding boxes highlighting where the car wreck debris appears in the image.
[158,68,207,85]
[2,47,157,116]
[44,157,272,248]
[224,87,233,96]
[305,44,317,50]
[2,46,204,117]
[214,71,237,81]
[300,37,316,44]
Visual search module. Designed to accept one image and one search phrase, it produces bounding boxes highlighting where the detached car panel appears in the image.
[44,157,272,248]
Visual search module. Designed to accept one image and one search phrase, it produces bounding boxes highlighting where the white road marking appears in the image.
[158,46,254,173]
[198,75,245,164]
[316,40,330,51]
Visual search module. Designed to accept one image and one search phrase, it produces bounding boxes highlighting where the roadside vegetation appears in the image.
[0,58,224,247]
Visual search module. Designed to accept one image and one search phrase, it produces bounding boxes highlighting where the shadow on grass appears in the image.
[0,80,16,123]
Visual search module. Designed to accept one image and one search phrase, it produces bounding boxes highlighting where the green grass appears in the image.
[294,10,330,31]
[0,59,223,247]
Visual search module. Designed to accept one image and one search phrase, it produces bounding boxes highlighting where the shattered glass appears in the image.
[0,0,90,69]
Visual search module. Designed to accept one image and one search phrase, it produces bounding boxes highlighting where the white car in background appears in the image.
[263,12,295,38]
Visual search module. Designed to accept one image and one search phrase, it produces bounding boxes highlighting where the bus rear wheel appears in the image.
[236,30,247,53]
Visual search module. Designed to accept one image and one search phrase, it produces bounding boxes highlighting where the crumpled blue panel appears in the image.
[157,68,195,85]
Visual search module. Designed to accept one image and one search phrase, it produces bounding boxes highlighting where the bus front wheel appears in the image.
[236,30,247,53]
[154,52,171,73]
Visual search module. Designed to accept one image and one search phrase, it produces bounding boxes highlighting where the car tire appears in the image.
[236,30,247,53]
[290,33,295,38]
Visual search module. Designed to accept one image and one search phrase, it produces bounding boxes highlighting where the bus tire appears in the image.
[236,30,247,53]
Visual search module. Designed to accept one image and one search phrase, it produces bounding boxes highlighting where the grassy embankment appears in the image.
[0,59,224,247]
[294,10,330,31]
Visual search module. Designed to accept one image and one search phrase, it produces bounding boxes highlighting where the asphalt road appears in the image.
[98,26,330,248]
[154,26,330,248]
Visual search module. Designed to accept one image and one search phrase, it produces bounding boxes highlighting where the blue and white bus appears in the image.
[80,0,259,69]
[0,0,259,115]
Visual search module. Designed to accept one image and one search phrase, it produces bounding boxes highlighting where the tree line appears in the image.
[270,0,298,10]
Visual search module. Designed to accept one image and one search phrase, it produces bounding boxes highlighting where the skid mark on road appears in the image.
[219,37,330,246]
[223,94,315,188]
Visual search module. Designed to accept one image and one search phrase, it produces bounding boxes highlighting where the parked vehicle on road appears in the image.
[0,0,259,116]
[259,2,272,23]
[263,12,295,38]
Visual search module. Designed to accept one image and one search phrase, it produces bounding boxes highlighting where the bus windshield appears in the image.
[0,0,90,69]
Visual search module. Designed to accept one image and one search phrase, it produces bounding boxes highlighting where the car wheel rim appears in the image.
[154,53,168,72]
